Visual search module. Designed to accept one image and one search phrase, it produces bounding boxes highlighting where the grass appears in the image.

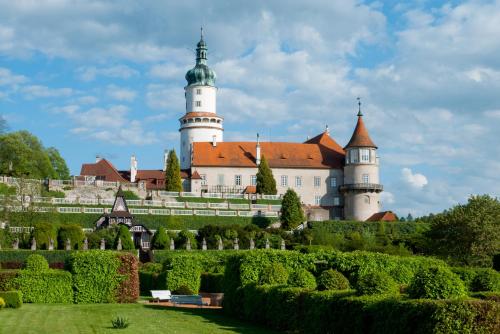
[0,303,279,334]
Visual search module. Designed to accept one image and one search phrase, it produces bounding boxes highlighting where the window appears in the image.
[295,176,302,188]
[364,195,370,204]
[315,196,321,205]
[362,174,369,184]
[333,197,340,206]
[250,175,257,186]
[314,176,321,187]
[195,101,201,107]
[281,175,288,187]
[360,149,370,162]
[350,149,359,163]
[217,174,225,186]
[330,177,337,188]
[235,175,242,186]
[201,174,207,185]
[196,88,202,95]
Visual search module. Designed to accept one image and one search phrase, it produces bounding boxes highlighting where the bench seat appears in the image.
[171,294,209,306]
[150,290,172,302]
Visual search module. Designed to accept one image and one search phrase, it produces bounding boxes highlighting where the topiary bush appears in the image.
[408,266,467,299]
[471,269,500,292]
[31,222,58,250]
[288,269,317,290]
[200,272,224,293]
[115,253,139,303]
[115,225,135,250]
[57,224,84,250]
[25,254,49,272]
[0,270,19,291]
[259,263,289,285]
[0,291,22,308]
[317,269,350,291]
[355,271,399,296]
[70,250,123,303]
[164,254,202,294]
[15,270,73,303]
[174,285,194,295]
[151,226,170,250]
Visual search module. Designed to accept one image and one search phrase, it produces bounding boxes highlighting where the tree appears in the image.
[256,155,277,195]
[406,213,414,222]
[280,189,305,230]
[115,225,135,250]
[0,131,55,178]
[425,195,500,266]
[151,226,170,249]
[46,147,70,180]
[164,149,182,192]
[57,224,84,250]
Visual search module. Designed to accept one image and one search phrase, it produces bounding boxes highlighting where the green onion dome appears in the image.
[185,34,216,87]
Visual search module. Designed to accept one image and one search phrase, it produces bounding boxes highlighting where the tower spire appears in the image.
[200,26,204,40]
[357,97,363,117]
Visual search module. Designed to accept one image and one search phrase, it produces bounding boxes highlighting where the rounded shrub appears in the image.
[174,285,194,295]
[259,263,289,285]
[471,269,500,292]
[25,254,49,272]
[355,271,399,296]
[288,269,317,290]
[317,269,350,291]
[0,297,5,309]
[408,266,467,299]
[57,224,84,250]
[151,227,170,250]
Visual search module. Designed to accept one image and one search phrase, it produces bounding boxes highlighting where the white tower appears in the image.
[179,29,223,170]
[341,99,383,221]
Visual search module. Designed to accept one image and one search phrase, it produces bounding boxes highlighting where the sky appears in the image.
[1,0,500,217]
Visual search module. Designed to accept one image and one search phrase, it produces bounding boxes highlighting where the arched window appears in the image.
[364,195,370,204]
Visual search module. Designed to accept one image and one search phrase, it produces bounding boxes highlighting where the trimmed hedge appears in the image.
[239,285,500,333]
[317,269,350,291]
[115,253,139,303]
[0,270,19,291]
[154,250,234,273]
[70,250,123,303]
[355,271,399,296]
[0,291,22,308]
[15,269,73,303]
[259,263,289,285]
[139,262,165,296]
[200,272,224,293]
[408,266,467,299]
[288,268,317,289]
[164,254,203,294]
[0,250,74,269]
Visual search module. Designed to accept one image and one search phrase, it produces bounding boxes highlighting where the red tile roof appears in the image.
[244,186,256,194]
[366,211,398,222]
[80,159,129,183]
[191,171,202,179]
[192,131,345,169]
[345,116,377,149]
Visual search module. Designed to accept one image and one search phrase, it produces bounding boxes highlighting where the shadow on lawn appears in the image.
[141,304,278,334]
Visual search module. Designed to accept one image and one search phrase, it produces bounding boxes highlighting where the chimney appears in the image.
[256,133,261,165]
[96,155,102,163]
[212,135,217,147]
[163,149,168,171]
[130,155,137,183]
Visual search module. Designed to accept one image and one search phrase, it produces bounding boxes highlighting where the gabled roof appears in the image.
[80,159,128,183]
[345,116,377,149]
[366,211,398,222]
[191,132,345,169]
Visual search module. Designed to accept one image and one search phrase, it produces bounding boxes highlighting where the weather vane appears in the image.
[357,97,363,116]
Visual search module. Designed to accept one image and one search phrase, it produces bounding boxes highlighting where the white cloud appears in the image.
[21,85,74,99]
[76,95,98,104]
[149,63,187,80]
[380,191,395,205]
[0,67,26,86]
[106,85,137,102]
[52,105,80,115]
[146,84,183,112]
[76,65,139,82]
[401,168,428,189]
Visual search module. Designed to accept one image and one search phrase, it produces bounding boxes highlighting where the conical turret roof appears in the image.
[345,115,377,149]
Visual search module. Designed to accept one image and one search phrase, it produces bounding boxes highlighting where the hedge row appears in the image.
[311,220,430,237]
[15,269,73,303]
[7,212,277,229]
[0,291,22,308]
[0,250,74,269]
[240,285,500,333]
[0,270,18,290]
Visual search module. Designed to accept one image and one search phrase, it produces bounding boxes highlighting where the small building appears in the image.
[366,211,398,222]
[95,187,153,249]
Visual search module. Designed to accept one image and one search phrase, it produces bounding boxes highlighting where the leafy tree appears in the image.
[46,147,70,180]
[0,131,56,178]
[425,195,500,266]
[31,222,58,250]
[115,225,135,250]
[406,213,414,222]
[151,226,170,250]
[256,155,277,195]
[280,189,305,229]
[57,224,84,250]
[164,149,182,192]
[175,230,197,249]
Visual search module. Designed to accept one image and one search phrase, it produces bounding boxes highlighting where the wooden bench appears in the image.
[171,295,208,306]
[150,290,171,302]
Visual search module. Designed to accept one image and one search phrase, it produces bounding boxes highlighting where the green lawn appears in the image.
[0,303,279,334]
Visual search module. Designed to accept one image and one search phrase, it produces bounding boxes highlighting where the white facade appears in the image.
[185,85,217,113]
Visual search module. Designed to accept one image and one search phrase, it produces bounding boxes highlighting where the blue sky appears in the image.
[1,0,500,217]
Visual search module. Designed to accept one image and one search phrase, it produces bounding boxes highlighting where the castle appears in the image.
[79,32,384,221]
